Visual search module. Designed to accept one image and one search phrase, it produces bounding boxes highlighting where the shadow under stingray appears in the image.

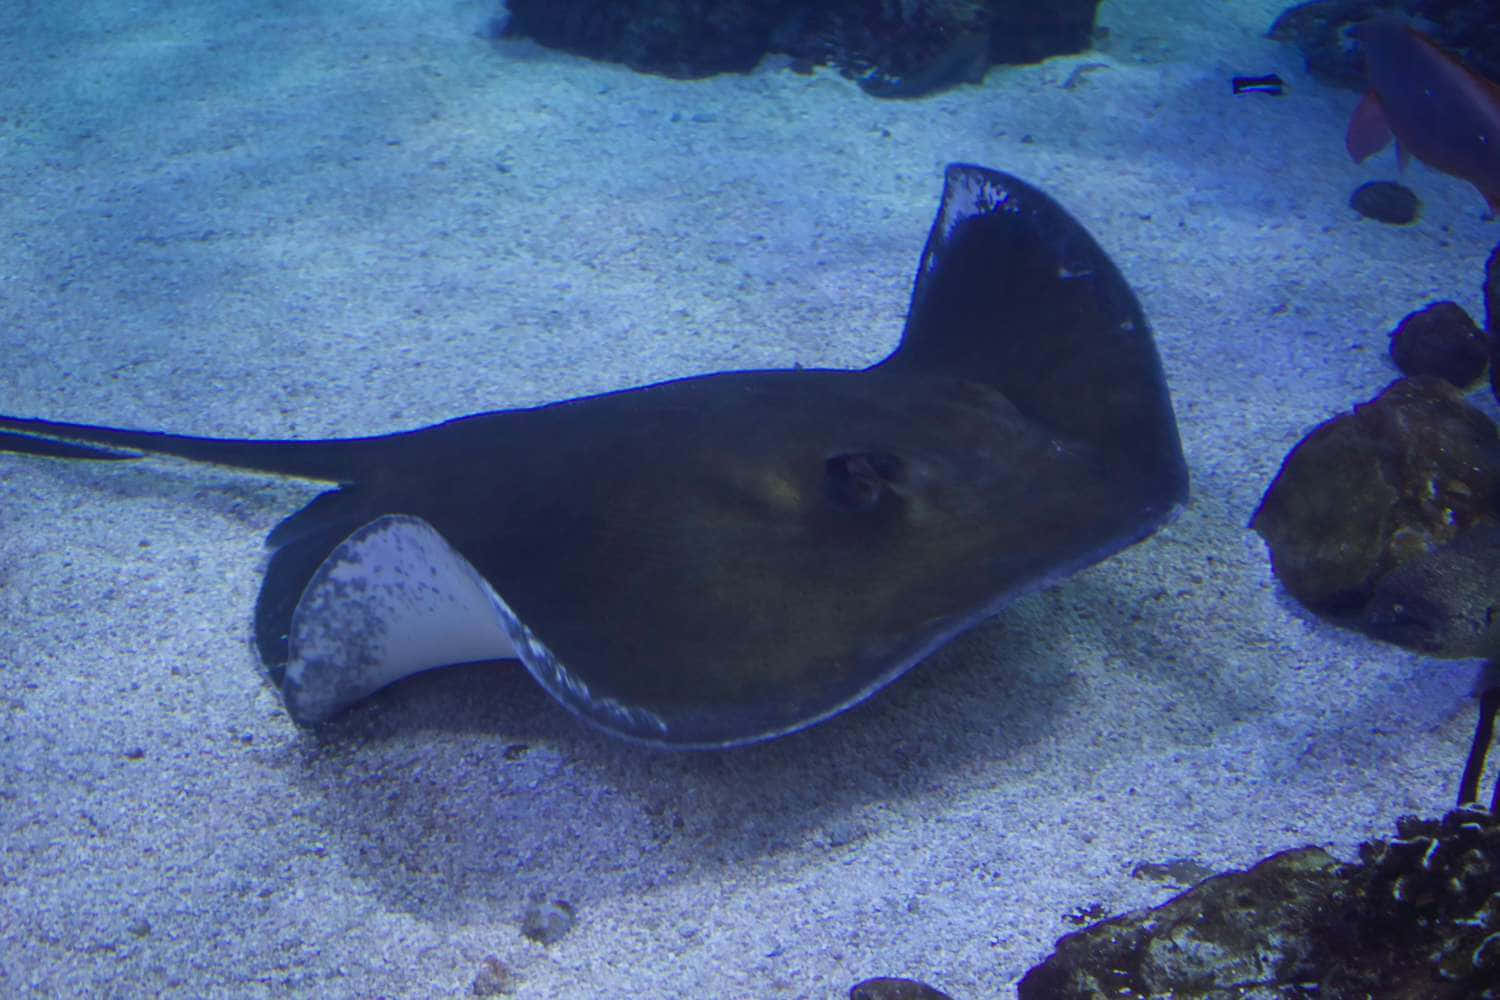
[287,610,1079,922]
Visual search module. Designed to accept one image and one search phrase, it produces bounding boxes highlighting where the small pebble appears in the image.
[520,897,575,944]
[1350,180,1421,224]
[470,955,513,996]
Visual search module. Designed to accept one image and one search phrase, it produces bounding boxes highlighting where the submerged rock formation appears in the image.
[1251,375,1500,615]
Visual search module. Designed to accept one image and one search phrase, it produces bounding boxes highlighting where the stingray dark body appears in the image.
[0,165,1188,747]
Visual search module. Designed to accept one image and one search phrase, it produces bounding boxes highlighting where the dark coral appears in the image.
[1019,806,1500,1000]
[1337,807,1500,995]
[499,1,1103,97]
[1388,300,1488,388]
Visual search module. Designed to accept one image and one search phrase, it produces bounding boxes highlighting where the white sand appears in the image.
[3,0,1496,996]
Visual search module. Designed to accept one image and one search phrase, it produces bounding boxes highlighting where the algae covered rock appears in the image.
[1018,806,1500,1000]
[1250,376,1500,614]
[1019,846,1340,999]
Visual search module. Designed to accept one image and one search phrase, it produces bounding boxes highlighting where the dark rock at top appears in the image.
[499,1,1103,97]
[1269,0,1500,90]
[1018,805,1500,1000]
[1388,300,1488,388]
[1350,180,1421,224]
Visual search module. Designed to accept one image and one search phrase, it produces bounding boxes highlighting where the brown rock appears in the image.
[1019,806,1500,1000]
[1250,376,1500,609]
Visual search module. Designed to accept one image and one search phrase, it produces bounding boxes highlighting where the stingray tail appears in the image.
[0,413,381,483]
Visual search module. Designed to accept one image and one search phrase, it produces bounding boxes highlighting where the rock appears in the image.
[1388,300,1487,387]
[1018,805,1500,1000]
[1362,520,1500,656]
[1250,375,1500,611]
[1270,1,1500,90]
[1486,242,1500,404]
[520,897,575,944]
[849,978,955,1000]
[499,0,779,79]
[1350,179,1421,224]
[499,1,1103,96]
[1127,856,1216,887]
[1486,242,1500,335]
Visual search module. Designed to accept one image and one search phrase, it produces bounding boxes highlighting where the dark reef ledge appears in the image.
[495,0,1102,98]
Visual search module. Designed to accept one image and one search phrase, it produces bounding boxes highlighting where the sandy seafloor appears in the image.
[3,0,1498,996]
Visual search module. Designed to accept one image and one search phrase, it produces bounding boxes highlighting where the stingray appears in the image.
[0,165,1188,748]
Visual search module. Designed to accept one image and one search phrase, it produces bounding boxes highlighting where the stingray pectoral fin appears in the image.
[281,514,518,724]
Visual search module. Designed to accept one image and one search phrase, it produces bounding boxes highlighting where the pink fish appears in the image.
[1346,16,1500,213]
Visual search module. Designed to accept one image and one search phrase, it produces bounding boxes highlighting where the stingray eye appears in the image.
[824,451,906,512]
